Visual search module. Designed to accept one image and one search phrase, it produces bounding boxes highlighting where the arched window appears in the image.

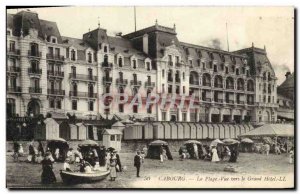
[247,80,254,91]
[146,62,151,71]
[118,57,123,67]
[7,98,16,117]
[30,43,39,56]
[104,54,108,63]
[226,77,234,89]
[202,73,211,86]
[214,75,223,88]
[71,49,76,61]
[88,52,92,63]
[237,78,244,90]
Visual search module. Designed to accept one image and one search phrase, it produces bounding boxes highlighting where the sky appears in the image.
[7,6,294,84]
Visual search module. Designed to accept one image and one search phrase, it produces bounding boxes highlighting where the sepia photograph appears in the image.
[5,6,295,189]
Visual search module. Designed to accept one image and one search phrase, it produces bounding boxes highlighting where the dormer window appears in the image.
[132,59,137,69]
[146,62,151,71]
[51,37,57,43]
[88,52,92,63]
[104,46,108,53]
[7,30,11,36]
[71,49,76,61]
[118,57,123,67]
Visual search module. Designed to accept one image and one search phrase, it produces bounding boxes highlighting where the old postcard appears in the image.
[6,6,295,189]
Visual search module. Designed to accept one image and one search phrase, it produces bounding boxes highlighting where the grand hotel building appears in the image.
[6,10,278,123]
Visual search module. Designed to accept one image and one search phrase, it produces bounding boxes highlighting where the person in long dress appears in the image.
[38,141,45,156]
[41,153,56,184]
[109,157,117,181]
[159,145,164,163]
[28,140,35,163]
[193,143,199,159]
[99,146,107,167]
[211,146,220,162]
[289,147,294,164]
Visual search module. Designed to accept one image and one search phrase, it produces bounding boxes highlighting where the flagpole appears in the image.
[134,6,137,32]
[226,22,230,52]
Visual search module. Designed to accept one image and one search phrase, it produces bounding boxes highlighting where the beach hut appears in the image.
[143,122,154,139]
[76,122,87,140]
[162,122,171,139]
[146,140,173,160]
[152,122,165,139]
[182,123,191,139]
[123,122,144,140]
[43,118,60,140]
[102,129,122,151]
[58,120,71,140]
[169,122,178,139]
[112,121,125,132]
[69,124,77,140]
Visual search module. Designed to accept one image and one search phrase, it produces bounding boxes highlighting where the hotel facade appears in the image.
[6,10,278,123]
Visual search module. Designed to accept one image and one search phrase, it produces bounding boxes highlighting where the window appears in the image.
[132,60,137,69]
[30,43,39,56]
[119,104,124,113]
[162,69,165,78]
[71,66,76,76]
[183,86,186,94]
[104,46,108,53]
[197,59,201,67]
[49,99,55,108]
[71,49,76,61]
[146,62,151,71]
[56,100,61,109]
[168,85,172,93]
[162,84,165,93]
[225,67,229,74]
[110,135,115,141]
[202,62,206,69]
[236,69,240,75]
[52,38,56,43]
[7,98,15,117]
[189,60,193,66]
[176,56,180,64]
[118,57,123,67]
[183,72,185,81]
[72,100,77,110]
[88,101,94,111]
[119,72,123,80]
[176,86,180,94]
[117,135,121,141]
[168,55,172,62]
[214,65,217,72]
[88,52,92,63]
[133,105,138,113]
[147,104,152,114]
[7,30,11,36]
[162,112,167,121]
[182,113,187,122]
[88,68,93,80]
[9,41,15,52]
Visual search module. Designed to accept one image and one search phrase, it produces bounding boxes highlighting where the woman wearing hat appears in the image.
[109,155,117,181]
[41,152,56,184]
[211,145,220,162]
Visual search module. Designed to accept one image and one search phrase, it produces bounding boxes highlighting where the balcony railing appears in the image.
[202,82,211,87]
[237,101,245,105]
[103,77,113,85]
[214,99,223,103]
[226,85,234,90]
[7,87,22,93]
[145,82,155,88]
[7,49,20,55]
[190,81,199,86]
[102,62,113,68]
[130,80,142,86]
[69,91,98,98]
[237,86,244,90]
[116,79,128,85]
[46,54,65,61]
[203,98,212,102]
[28,51,42,58]
[226,100,234,104]
[29,87,42,94]
[69,73,98,82]
[47,89,65,96]
[175,78,181,83]
[214,83,223,88]
[7,66,21,73]
[28,68,42,75]
[47,71,64,77]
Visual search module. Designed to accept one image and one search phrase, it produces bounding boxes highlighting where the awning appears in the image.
[239,124,294,137]
[277,112,294,120]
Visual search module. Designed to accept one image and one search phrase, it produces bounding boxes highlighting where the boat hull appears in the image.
[60,170,110,184]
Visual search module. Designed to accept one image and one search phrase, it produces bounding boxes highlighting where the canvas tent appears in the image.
[239,124,294,137]
[146,140,173,160]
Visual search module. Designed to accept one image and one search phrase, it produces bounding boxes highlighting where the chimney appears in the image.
[143,34,149,54]
[285,71,291,79]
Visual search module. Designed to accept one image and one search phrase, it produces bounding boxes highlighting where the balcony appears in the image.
[7,66,21,73]
[116,79,128,86]
[47,71,64,78]
[190,81,199,86]
[7,87,22,93]
[28,68,42,75]
[102,62,113,69]
[214,99,223,103]
[130,80,142,87]
[47,89,65,96]
[237,86,244,91]
[69,73,98,82]
[203,98,211,102]
[28,50,42,58]
[145,82,155,88]
[7,49,20,56]
[103,77,113,85]
[46,54,65,61]
[29,87,42,94]
[225,100,234,104]
[237,101,245,105]
[69,91,98,98]
[214,83,223,89]
[226,85,234,90]
[202,82,211,87]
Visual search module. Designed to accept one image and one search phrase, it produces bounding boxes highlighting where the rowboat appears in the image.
[60,170,110,184]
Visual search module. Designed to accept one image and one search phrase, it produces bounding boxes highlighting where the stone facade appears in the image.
[6,10,278,123]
